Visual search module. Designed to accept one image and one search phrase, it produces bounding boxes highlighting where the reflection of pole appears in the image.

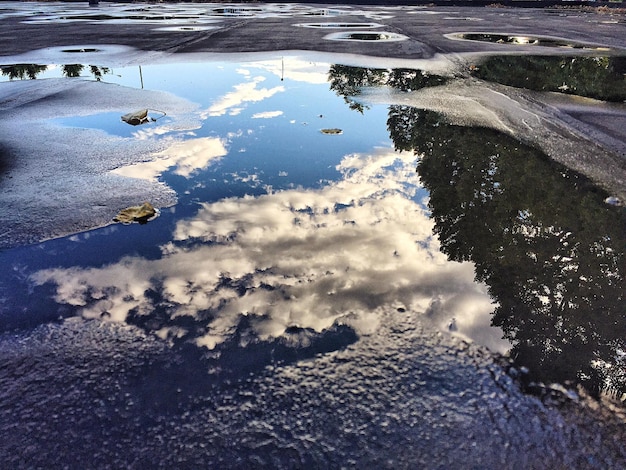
[281,57,284,82]
[139,65,144,89]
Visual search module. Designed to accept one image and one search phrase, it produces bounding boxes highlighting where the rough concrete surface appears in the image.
[1,310,625,469]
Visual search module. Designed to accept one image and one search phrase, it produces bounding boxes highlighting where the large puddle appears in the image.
[1,54,624,402]
[1,2,626,464]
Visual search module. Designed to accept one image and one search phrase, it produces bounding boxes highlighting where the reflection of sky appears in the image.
[33,148,508,353]
[0,57,509,353]
[202,75,285,117]
[112,137,228,180]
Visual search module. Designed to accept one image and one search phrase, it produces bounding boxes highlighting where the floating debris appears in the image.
[121,109,150,126]
[320,128,343,135]
[121,108,167,126]
[113,202,158,224]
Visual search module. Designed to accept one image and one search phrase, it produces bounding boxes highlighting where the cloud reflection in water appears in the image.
[203,75,285,118]
[112,137,229,180]
[33,132,508,354]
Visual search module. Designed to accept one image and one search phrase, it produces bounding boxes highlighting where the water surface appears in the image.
[1,55,624,399]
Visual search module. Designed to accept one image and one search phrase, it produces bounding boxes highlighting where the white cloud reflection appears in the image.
[112,137,228,180]
[203,76,285,118]
[252,110,283,119]
[33,148,508,352]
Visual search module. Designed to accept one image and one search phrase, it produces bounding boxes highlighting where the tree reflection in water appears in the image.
[328,65,447,113]
[1,63,111,81]
[329,64,626,399]
[0,64,48,80]
[471,55,626,102]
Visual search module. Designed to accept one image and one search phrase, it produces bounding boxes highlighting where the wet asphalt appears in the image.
[1,3,625,57]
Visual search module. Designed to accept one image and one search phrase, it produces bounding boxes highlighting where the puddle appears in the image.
[303,9,350,17]
[470,55,626,102]
[325,31,408,42]
[448,32,614,51]
[152,25,220,32]
[1,56,624,403]
[1,1,626,462]
[61,48,101,53]
[295,22,383,29]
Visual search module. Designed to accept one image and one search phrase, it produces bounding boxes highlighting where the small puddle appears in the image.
[303,9,351,17]
[209,7,262,18]
[448,32,614,51]
[61,48,101,54]
[325,31,408,42]
[153,25,219,32]
[295,22,383,29]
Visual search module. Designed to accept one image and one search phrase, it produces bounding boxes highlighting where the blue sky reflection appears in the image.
[33,146,509,353]
[7,56,509,353]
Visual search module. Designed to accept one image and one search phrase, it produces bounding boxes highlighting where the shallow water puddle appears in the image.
[295,22,383,29]
[0,58,501,351]
[325,31,408,42]
[0,56,624,399]
[449,32,615,51]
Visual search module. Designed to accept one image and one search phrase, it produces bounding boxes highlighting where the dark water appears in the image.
[471,55,626,102]
[330,63,626,397]
[0,56,624,403]
[452,32,619,53]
